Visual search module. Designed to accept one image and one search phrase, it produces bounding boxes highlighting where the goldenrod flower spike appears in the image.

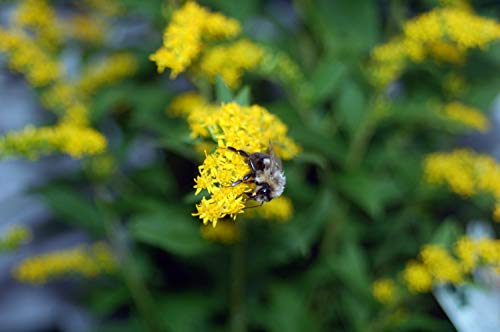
[13,242,117,284]
[200,221,241,245]
[149,1,241,78]
[372,278,397,304]
[441,102,489,132]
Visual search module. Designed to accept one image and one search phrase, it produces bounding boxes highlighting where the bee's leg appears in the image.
[231,172,254,187]
[227,146,250,158]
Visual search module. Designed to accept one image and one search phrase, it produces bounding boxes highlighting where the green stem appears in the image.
[345,98,383,169]
[230,224,247,332]
[95,187,164,332]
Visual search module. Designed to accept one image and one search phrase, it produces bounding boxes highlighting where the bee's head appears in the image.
[252,184,272,202]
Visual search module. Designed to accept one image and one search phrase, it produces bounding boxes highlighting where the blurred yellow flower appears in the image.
[14,0,61,49]
[441,102,489,132]
[0,225,32,250]
[372,278,397,304]
[403,261,433,293]
[454,236,476,272]
[0,28,61,87]
[191,103,300,226]
[198,39,264,88]
[149,1,241,78]
[13,242,116,284]
[0,124,107,160]
[64,14,106,44]
[244,196,294,222]
[77,53,138,97]
[369,7,500,86]
[200,221,240,245]
[423,149,500,220]
[420,244,463,284]
[168,91,209,117]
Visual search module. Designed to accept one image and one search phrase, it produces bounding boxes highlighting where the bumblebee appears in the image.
[227,144,286,205]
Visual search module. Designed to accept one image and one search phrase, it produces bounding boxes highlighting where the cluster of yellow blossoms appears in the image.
[13,242,117,284]
[0,225,32,251]
[372,278,397,304]
[423,149,500,221]
[188,102,299,226]
[373,236,500,303]
[369,7,500,86]
[440,102,490,132]
[150,1,264,88]
[0,0,137,160]
[199,39,264,88]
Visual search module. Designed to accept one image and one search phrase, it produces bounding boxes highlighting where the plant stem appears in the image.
[230,224,247,332]
[95,187,164,332]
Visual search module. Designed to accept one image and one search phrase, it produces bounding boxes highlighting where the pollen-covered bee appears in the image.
[227,143,286,205]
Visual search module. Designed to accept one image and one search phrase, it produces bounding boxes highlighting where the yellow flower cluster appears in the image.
[441,102,490,132]
[191,102,300,226]
[77,53,138,97]
[244,196,294,222]
[200,221,240,245]
[402,261,434,293]
[198,39,264,88]
[369,7,500,86]
[423,149,500,221]
[0,225,32,251]
[372,278,397,304]
[0,124,107,159]
[167,92,208,117]
[0,28,60,87]
[150,1,241,78]
[13,242,116,284]
[14,0,61,49]
[400,237,500,293]
[420,244,463,283]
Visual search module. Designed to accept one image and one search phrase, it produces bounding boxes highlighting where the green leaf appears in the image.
[309,61,346,104]
[335,171,401,219]
[255,284,317,332]
[431,220,461,248]
[215,76,233,104]
[129,207,213,256]
[234,86,251,106]
[157,293,216,332]
[337,79,366,137]
[39,185,104,234]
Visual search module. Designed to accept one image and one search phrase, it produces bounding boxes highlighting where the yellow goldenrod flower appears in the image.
[420,244,463,284]
[403,261,433,293]
[191,103,300,226]
[14,0,61,49]
[244,196,294,222]
[441,102,489,132]
[200,221,240,245]
[0,28,61,87]
[423,149,500,218]
[0,225,32,250]
[168,91,209,117]
[149,1,241,78]
[369,7,500,86]
[258,47,304,85]
[12,242,116,284]
[454,236,477,272]
[198,39,264,88]
[0,124,107,160]
[77,53,138,97]
[475,238,500,266]
[372,278,397,304]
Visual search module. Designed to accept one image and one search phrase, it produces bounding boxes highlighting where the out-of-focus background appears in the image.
[0,1,499,331]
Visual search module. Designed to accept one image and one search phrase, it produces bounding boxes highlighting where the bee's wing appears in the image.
[268,141,283,170]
